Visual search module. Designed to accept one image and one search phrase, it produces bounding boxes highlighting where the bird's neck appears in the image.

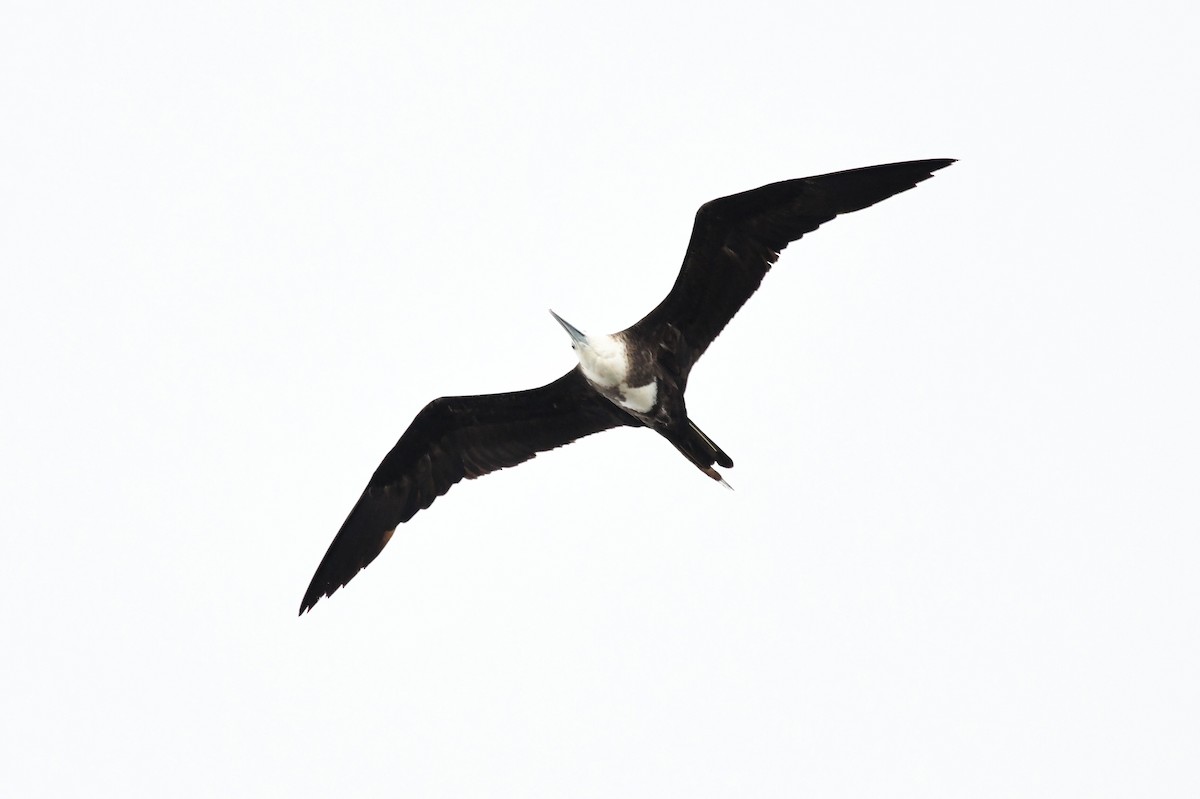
[576,333,630,389]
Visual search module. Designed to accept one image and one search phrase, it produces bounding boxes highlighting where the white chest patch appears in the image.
[576,334,629,389]
[574,334,658,413]
[618,380,658,413]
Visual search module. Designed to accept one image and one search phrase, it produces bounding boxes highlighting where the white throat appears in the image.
[575,334,628,388]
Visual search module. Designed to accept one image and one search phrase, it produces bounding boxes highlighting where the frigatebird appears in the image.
[300,158,954,613]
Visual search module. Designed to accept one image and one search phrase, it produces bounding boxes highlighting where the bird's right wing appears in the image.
[630,159,955,373]
[300,368,634,613]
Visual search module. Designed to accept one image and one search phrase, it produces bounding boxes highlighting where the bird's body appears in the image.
[300,158,955,613]
[557,321,730,483]
[570,331,658,414]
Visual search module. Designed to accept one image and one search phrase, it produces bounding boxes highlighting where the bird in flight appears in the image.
[300,158,955,613]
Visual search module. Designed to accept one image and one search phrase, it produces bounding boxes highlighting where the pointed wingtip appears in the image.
[299,576,332,616]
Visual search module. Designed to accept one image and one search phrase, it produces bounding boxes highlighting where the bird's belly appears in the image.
[617,380,658,413]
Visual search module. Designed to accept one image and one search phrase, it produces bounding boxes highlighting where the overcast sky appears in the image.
[4,1,1198,796]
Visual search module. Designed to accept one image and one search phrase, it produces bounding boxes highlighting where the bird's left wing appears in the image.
[300,368,633,613]
[629,159,955,374]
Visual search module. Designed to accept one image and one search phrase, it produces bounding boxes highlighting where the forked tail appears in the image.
[670,420,734,489]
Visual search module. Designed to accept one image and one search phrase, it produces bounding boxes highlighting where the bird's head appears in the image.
[549,309,589,352]
[550,310,627,387]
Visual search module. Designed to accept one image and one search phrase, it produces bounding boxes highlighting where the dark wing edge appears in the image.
[630,158,956,370]
[299,368,634,614]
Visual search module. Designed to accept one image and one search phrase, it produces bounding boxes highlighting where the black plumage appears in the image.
[300,158,954,613]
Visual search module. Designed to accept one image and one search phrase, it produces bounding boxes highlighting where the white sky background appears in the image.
[3,1,1198,795]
